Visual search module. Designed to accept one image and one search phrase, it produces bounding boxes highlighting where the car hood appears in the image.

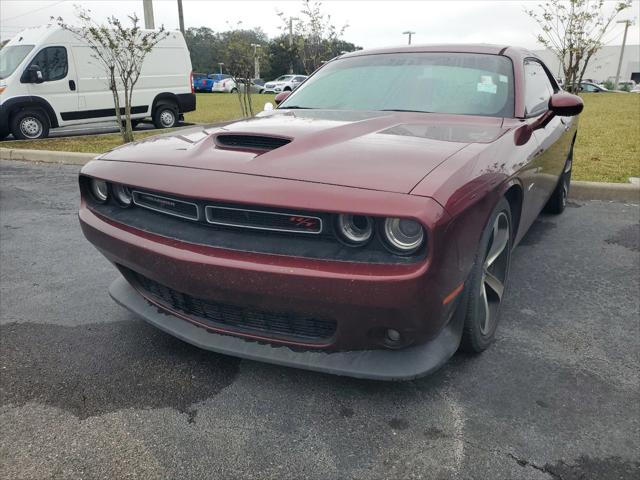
[99,110,508,194]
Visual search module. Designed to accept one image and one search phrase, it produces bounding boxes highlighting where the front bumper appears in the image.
[110,276,464,380]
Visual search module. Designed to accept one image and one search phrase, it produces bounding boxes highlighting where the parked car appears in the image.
[0,25,195,140]
[192,72,209,92]
[262,75,307,93]
[578,82,610,93]
[238,78,265,94]
[78,45,583,380]
[210,74,237,93]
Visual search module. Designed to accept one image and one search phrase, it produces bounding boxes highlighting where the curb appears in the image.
[0,148,96,165]
[1,147,639,203]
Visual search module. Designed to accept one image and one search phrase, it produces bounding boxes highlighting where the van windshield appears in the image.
[0,45,34,79]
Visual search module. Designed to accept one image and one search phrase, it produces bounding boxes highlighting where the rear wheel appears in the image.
[460,198,512,353]
[230,87,238,93]
[10,109,50,140]
[153,104,178,129]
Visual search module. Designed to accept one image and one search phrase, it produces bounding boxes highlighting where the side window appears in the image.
[294,76,306,82]
[524,59,554,116]
[28,46,68,82]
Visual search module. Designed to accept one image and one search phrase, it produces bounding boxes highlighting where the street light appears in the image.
[613,19,634,89]
[218,62,224,75]
[402,30,415,45]
[251,43,262,79]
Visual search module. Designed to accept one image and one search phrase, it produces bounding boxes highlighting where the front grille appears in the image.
[205,206,322,234]
[215,134,291,152]
[131,270,337,343]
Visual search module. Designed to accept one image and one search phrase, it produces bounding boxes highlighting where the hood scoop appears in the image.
[214,134,291,153]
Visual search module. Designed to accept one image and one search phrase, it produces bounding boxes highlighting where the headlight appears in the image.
[382,218,424,254]
[336,214,373,245]
[113,184,132,207]
[89,179,109,203]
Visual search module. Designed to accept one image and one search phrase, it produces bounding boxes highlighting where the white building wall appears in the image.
[533,45,640,83]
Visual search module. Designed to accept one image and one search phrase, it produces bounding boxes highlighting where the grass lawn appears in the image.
[1,92,638,183]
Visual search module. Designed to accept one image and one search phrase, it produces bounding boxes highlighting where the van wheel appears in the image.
[11,110,50,140]
[153,104,178,129]
[230,87,238,93]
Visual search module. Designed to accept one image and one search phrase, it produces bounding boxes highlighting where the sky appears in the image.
[1,0,639,49]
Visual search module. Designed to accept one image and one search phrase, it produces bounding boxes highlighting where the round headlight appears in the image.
[383,218,424,254]
[336,214,373,245]
[113,184,133,207]
[89,179,109,203]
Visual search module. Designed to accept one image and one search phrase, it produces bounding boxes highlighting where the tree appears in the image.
[55,8,169,143]
[278,0,349,74]
[184,27,222,73]
[526,0,631,92]
[220,27,268,117]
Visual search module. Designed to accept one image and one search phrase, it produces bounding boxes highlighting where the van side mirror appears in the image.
[27,65,44,84]
[274,91,291,105]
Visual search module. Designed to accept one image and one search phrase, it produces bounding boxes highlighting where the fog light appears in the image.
[89,179,109,203]
[385,329,401,343]
[113,184,132,207]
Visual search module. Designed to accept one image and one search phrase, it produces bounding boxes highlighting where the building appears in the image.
[533,44,640,83]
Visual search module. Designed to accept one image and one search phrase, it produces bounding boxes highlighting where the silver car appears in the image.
[262,75,307,93]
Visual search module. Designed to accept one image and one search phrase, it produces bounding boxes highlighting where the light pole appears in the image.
[143,0,155,29]
[402,30,415,45]
[177,0,185,34]
[288,16,299,74]
[251,43,261,79]
[218,62,224,75]
[613,19,633,89]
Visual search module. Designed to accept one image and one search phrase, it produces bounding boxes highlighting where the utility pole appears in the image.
[251,43,261,79]
[218,62,224,75]
[402,30,415,45]
[288,16,299,74]
[177,0,185,34]
[143,0,155,29]
[613,19,632,89]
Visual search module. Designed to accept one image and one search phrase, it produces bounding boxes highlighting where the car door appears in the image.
[24,45,78,125]
[520,58,569,219]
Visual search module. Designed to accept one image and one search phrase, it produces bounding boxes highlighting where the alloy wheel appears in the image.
[478,212,510,335]
[20,117,43,139]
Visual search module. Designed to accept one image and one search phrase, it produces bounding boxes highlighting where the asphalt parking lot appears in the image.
[1,160,638,480]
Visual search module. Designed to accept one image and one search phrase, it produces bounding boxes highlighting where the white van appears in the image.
[0,25,195,140]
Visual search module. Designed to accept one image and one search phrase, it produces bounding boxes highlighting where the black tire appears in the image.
[230,87,238,93]
[10,109,50,140]
[283,87,291,92]
[544,145,573,214]
[259,89,264,94]
[152,104,178,129]
[460,197,513,353]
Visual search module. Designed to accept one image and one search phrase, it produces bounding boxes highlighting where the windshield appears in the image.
[275,75,294,82]
[280,52,515,117]
[0,44,34,79]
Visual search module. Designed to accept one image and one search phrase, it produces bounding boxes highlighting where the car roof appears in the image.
[340,43,537,60]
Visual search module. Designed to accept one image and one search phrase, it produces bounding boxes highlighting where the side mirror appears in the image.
[274,91,291,105]
[549,92,584,117]
[515,93,583,146]
[28,65,44,83]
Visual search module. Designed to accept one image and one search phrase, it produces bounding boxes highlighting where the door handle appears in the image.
[68,80,76,91]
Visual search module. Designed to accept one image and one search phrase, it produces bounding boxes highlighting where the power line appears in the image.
[1,0,66,23]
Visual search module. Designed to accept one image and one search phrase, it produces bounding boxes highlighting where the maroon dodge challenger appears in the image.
[79,45,583,380]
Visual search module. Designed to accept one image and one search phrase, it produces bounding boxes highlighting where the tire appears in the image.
[460,197,513,353]
[230,87,238,93]
[544,145,573,215]
[259,89,264,94]
[152,104,178,129]
[283,87,291,92]
[10,109,50,140]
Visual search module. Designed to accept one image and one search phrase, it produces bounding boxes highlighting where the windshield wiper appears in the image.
[380,108,433,113]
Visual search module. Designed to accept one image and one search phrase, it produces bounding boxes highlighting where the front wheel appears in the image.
[460,197,513,353]
[10,110,50,140]
[544,147,573,214]
[153,104,178,129]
